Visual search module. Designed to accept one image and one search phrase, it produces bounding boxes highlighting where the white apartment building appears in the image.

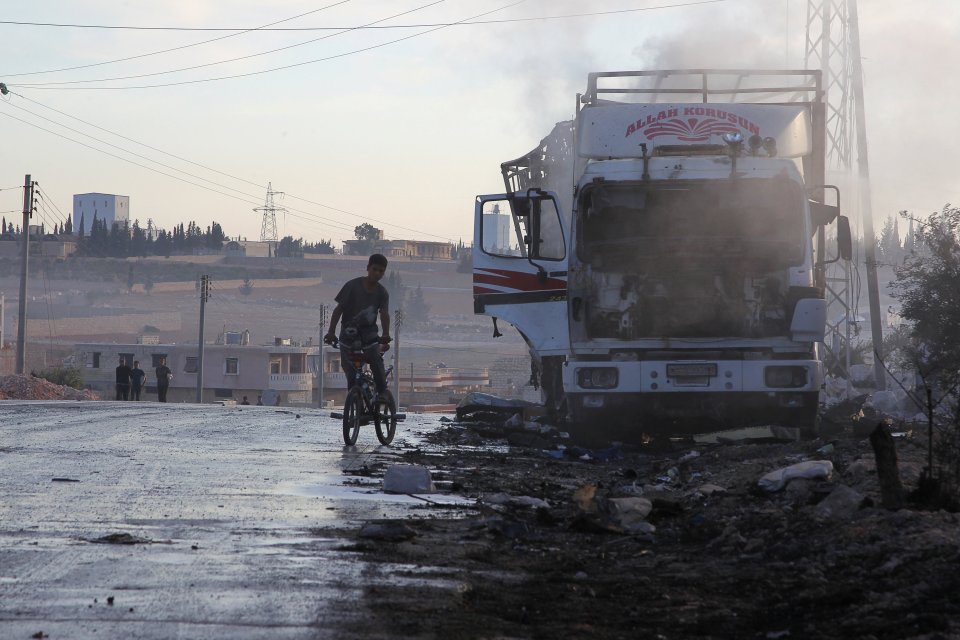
[73,193,130,235]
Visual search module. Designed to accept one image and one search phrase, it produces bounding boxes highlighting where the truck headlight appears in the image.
[577,367,618,389]
[764,366,807,388]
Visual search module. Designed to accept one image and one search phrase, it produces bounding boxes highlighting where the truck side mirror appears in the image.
[837,216,852,261]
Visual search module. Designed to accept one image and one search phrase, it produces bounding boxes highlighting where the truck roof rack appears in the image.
[582,69,823,106]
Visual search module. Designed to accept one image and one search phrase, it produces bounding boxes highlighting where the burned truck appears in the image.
[472,70,851,436]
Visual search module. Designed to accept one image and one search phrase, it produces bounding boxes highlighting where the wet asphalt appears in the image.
[0,401,462,639]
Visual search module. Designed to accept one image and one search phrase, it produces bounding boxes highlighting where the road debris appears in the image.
[382,464,435,494]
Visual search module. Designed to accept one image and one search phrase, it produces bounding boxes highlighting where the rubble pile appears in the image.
[325,399,960,639]
[0,375,99,401]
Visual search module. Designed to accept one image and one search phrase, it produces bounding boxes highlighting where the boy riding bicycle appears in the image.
[323,253,391,398]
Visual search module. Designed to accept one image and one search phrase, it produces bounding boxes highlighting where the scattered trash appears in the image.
[358,521,417,542]
[607,497,654,533]
[51,478,80,483]
[573,484,598,513]
[480,515,533,540]
[693,483,726,497]
[383,465,435,494]
[455,392,536,422]
[564,444,622,462]
[481,493,550,509]
[679,450,701,463]
[816,443,835,455]
[758,460,834,492]
[814,484,865,521]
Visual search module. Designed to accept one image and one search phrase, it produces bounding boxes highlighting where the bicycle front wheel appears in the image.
[374,390,397,446]
[342,388,363,446]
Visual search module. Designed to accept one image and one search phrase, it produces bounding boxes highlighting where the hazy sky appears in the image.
[0,0,957,247]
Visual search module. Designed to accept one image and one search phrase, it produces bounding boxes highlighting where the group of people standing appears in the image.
[115,357,172,402]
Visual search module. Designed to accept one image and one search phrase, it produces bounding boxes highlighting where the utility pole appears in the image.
[16,174,34,375]
[195,275,210,403]
[317,304,326,409]
[393,309,403,408]
[848,0,886,391]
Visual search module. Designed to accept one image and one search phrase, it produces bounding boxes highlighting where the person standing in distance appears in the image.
[155,357,172,402]
[130,360,146,401]
[115,357,132,401]
[323,253,391,398]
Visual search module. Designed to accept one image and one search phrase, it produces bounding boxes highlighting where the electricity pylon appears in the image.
[254,183,285,254]
[805,0,886,391]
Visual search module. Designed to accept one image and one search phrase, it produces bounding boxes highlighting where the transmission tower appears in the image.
[805,0,886,391]
[254,182,285,249]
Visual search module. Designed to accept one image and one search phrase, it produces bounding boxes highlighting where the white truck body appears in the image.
[473,70,849,434]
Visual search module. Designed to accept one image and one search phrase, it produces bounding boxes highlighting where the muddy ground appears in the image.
[321,412,959,640]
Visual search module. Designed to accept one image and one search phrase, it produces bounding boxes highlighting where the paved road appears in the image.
[0,401,458,639]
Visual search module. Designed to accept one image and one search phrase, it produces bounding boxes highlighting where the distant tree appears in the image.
[127,264,135,291]
[354,223,381,241]
[352,223,381,255]
[154,230,172,258]
[206,221,227,250]
[456,246,473,273]
[143,272,155,295]
[384,271,406,305]
[78,213,85,237]
[304,238,336,254]
[879,214,903,265]
[131,220,148,258]
[64,216,73,234]
[276,235,304,258]
[239,278,254,297]
[405,284,431,329]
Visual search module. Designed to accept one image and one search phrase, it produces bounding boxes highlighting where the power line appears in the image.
[0,0,353,78]
[2,1,528,90]
[2,92,457,241]
[0,1,725,32]
[9,0,450,87]
[0,109,360,237]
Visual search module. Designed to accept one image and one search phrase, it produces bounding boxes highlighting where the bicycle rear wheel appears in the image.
[374,390,397,445]
[342,388,362,446]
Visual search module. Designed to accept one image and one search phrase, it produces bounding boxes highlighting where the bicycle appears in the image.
[327,328,397,446]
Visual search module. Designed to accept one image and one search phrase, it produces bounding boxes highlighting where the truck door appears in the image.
[472,191,569,355]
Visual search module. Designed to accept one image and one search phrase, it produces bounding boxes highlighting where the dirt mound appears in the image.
[0,374,100,401]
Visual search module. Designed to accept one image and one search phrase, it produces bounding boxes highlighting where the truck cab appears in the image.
[474,70,851,436]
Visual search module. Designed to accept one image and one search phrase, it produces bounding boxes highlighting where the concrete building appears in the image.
[73,193,130,235]
[222,240,276,258]
[341,238,455,259]
[70,336,491,406]
[72,337,320,406]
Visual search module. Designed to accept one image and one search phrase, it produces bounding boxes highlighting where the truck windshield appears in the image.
[579,176,805,270]
[575,176,809,339]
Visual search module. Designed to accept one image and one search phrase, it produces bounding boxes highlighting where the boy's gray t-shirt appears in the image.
[335,277,389,332]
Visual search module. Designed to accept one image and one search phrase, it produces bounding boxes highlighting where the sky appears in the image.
[0,0,958,248]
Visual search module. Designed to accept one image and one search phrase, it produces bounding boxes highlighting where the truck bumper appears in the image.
[563,358,823,429]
